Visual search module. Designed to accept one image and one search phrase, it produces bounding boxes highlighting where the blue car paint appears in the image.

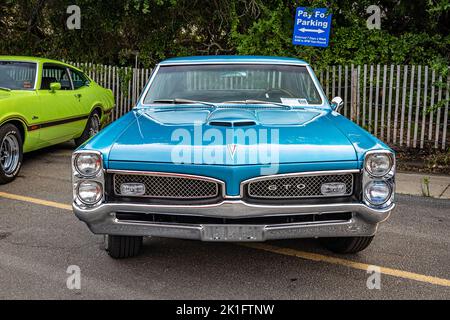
[80,56,393,196]
[104,108,356,164]
[81,111,138,166]
[327,111,392,161]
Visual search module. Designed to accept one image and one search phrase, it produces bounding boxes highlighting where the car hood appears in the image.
[106,107,357,165]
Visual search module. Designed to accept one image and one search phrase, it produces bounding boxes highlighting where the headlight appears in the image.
[364,180,391,206]
[74,153,102,177]
[365,153,393,177]
[77,181,103,204]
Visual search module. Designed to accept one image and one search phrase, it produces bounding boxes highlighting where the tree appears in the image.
[0,0,448,68]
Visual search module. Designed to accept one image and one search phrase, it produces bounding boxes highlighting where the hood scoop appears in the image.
[207,109,258,127]
[209,120,257,127]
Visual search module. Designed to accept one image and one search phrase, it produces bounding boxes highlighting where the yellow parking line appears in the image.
[1,191,449,287]
[0,191,72,211]
[241,243,450,287]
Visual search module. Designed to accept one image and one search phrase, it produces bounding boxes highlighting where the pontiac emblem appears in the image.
[227,144,237,159]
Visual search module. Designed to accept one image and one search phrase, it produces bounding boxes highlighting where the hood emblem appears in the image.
[227,144,237,159]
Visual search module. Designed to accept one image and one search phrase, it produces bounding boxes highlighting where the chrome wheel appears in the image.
[88,114,100,137]
[0,133,20,175]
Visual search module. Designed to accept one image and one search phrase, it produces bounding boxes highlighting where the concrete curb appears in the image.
[396,172,450,199]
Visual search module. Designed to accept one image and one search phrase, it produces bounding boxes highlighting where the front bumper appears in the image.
[73,200,394,241]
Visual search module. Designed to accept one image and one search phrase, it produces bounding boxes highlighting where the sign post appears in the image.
[292,7,332,47]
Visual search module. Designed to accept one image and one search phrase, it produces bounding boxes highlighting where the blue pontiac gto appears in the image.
[72,56,395,259]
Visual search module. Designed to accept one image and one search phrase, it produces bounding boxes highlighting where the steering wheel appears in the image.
[263,88,296,99]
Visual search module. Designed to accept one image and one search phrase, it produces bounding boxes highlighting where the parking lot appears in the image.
[0,142,449,299]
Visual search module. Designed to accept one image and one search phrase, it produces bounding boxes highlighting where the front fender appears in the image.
[0,115,38,152]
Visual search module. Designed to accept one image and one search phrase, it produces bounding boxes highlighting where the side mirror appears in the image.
[49,82,61,92]
[331,96,344,113]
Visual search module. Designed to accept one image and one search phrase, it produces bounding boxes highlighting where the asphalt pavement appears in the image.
[0,142,449,299]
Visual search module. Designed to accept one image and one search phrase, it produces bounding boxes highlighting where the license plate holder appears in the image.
[202,225,264,241]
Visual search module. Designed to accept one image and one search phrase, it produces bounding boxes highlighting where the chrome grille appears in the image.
[113,172,220,199]
[246,173,354,199]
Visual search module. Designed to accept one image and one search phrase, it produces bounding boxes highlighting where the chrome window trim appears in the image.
[138,63,160,106]
[239,169,360,198]
[160,61,309,66]
[108,169,226,199]
[138,62,328,108]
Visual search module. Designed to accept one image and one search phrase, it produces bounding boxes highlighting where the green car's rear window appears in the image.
[0,61,37,90]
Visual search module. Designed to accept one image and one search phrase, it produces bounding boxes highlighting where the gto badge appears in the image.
[268,184,306,191]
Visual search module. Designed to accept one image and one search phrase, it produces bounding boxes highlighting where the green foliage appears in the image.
[0,0,448,69]
[231,0,449,69]
[422,176,431,197]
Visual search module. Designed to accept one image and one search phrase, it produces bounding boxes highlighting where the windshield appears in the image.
[143,64,323,106]
[0,61,37,90]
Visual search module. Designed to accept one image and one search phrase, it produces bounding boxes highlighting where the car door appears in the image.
[68,68,94,137]
[37,63,84,144]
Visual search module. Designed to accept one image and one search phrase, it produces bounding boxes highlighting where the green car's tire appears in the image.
[105,235,143,259]
[74,111,101,147]
[0,123,23,185]
[320,236,374,254]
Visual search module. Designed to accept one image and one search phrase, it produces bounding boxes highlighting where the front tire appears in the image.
[320,236,374,254]
[74,111,101,147]
[0,124,23,184]
[105,235,143,259]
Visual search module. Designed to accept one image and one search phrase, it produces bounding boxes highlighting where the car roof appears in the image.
[159,55,309,65]
[0,56,83,72]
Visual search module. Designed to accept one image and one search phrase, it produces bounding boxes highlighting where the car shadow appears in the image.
[23,141,76,161]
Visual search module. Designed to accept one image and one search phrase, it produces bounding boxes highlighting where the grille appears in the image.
[246,173,353,199]
[113,173,220,199]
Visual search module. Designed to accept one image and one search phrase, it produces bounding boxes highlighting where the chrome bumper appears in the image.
[73,200,394,241]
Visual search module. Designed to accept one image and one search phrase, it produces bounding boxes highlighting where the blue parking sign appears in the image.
[292,7,332,47]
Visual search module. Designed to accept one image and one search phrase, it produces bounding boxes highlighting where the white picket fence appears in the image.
[70,62,449,150]
[317,65,449,150]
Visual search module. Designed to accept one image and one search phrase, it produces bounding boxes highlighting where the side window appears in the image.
[70,69,89,89]
[41,64,72,90]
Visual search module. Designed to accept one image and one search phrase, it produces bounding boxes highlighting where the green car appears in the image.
[0,56,114,184]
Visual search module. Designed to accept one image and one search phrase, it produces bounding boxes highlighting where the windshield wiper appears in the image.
[0,87,11,92]
[151,98,217,109]
[221,100,294,110]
